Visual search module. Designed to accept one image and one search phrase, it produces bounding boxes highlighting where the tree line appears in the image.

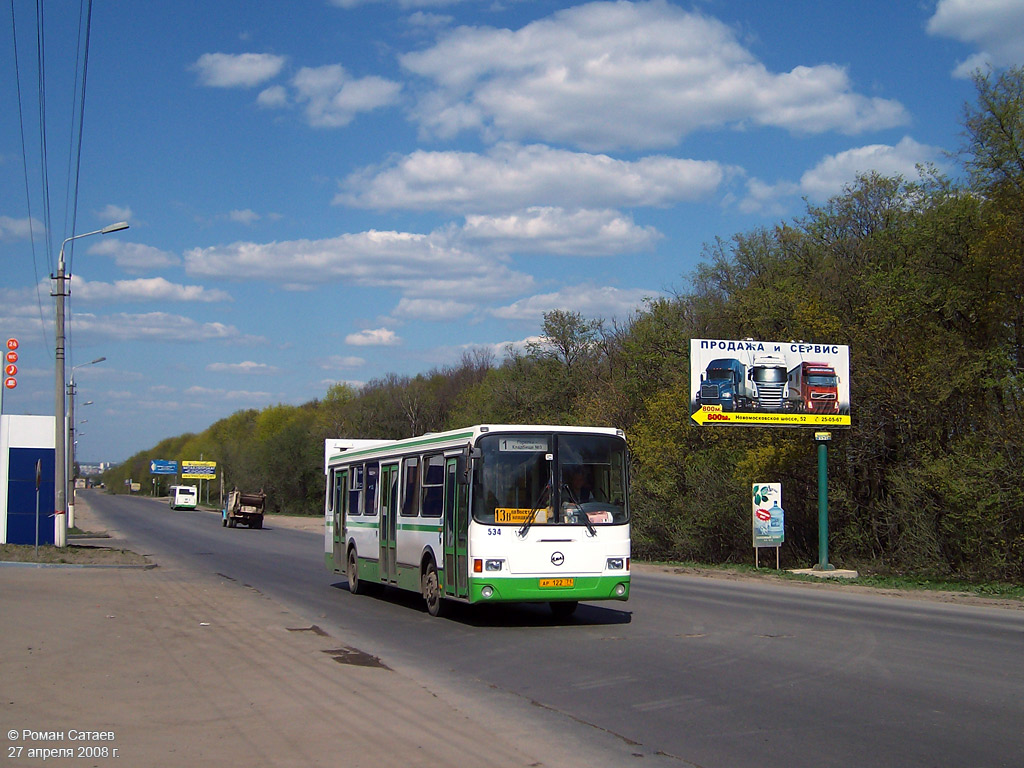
[104,68,1024,582]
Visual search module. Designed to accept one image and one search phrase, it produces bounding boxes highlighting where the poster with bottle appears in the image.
[752,483,784,547]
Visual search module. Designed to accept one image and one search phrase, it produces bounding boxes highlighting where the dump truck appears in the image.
[222,489,266,529]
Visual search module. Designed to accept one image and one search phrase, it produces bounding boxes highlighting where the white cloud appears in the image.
[69,311,263,343]
[400,0,908,151]
[183,230,532,299]
[183,385,273,401]
[739,136,942,214]
[257,85,289,108]
[491,284,657,324]
[330,0,470,8]
[346,327,401,346]
[337,143,728,212]
[70,276,232,303]
[228,209,261,225]
[288,64,403,127]
[927,0,1024,78]
[87,240,180,273]
[321,355,366,370]
[206,361,280,374]
[192,52,287,88]
[392,297,475,320]
[0,215,40,240]
[97,204,133,222]
[456,206,661,256]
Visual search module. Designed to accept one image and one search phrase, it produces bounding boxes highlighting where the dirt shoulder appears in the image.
[2,495,581,768]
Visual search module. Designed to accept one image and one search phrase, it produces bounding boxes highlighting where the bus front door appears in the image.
[379,463,399,584]
[443,458,469,598]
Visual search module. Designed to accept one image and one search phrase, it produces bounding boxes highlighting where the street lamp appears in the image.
[54,222,127,547]
[67,361,104,530]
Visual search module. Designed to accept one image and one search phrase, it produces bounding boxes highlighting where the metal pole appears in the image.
[35,459,42,557]
[54,252,68,548]
[52,224,126,547]
[67,379,75,529]
[816,435,834,570]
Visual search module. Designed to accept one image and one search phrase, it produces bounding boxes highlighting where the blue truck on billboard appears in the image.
[690,338,851,428]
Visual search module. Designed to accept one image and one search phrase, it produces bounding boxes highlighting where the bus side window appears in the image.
[402,457,420,517]
[363,463,379,516]
[349,464,363,517]
[421,454,444,517]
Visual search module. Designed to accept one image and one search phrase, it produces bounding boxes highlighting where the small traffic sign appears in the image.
[4,377,16,389]
[4,364,15,376]
[5,351,17,364]
[6,338,18,351]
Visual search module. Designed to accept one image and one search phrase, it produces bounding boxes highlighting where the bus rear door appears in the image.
[379,463,399,584]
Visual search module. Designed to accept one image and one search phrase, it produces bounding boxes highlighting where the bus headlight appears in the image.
[614,583,627,597]
[606,557,625,570]
[481,586,494,599]
[485,559,504,572]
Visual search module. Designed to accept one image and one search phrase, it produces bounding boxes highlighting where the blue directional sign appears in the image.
[150,459,178,475]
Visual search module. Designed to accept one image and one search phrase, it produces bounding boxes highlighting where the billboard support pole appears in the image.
[815,432,834,570]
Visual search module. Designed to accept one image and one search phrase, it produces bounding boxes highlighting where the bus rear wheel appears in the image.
[347,549,366,595]
[423,562,444,617]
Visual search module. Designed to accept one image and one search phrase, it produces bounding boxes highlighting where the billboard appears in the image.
[181,460,217,479]
[690,338,850,428]
[150,459,178,475]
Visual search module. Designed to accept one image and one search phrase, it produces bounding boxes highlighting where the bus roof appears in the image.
[323,424,625,468]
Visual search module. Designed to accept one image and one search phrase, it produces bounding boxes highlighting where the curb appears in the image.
[0,560,158,569]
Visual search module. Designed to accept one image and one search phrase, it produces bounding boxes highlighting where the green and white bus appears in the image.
[324,425,631,617]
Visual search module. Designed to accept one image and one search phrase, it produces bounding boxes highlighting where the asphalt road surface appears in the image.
[89,491,1024,768]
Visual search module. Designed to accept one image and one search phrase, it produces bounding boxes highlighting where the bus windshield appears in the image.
[472,432,628,526]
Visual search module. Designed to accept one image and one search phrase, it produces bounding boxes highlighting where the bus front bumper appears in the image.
[469,574,630,604]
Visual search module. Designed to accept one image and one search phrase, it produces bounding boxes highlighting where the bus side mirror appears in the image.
[456,445,482,485]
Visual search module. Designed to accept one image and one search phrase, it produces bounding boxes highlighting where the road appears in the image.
[89,491,1024,768]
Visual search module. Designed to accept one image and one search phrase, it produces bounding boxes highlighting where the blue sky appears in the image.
[2,0,1022,462]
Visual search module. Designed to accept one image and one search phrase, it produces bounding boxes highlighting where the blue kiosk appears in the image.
[1,415,56,546]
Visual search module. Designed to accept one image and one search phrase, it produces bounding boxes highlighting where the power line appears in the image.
[9,0,50,348]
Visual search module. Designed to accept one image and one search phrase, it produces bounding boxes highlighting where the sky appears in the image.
[2,0,1022,463]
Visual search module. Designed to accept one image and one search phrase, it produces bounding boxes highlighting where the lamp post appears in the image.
[54,222,127,547]
[68,358,103,530]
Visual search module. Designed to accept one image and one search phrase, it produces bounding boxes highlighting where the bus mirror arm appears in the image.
[456,445,482,485]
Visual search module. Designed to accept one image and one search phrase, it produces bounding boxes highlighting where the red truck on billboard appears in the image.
[787,361,839,414]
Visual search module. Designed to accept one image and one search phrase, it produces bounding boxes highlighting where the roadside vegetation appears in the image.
[104,68,1024,586]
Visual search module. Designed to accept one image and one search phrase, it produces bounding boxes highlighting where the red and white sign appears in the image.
[5,351,17,364]
[6,338,18,351]
[4,364,16,376]
[4,377,15,390]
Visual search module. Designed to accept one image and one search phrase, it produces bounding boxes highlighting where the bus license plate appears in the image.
[539,578,574,588]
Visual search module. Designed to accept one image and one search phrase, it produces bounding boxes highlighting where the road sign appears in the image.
[150,459,179,475]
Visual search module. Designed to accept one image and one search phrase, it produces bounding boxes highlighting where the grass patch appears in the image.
[0,543,151,566]
[643,559,1024,601]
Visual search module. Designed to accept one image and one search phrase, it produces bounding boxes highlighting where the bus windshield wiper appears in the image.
[518,482,550,538]
[562,484,597,537]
